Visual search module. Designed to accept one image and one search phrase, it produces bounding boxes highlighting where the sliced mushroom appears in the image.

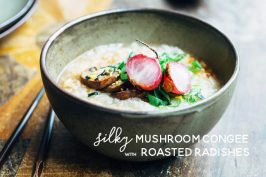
[102,79,126,92]
[80,66,119,89]
[112,89,146,100]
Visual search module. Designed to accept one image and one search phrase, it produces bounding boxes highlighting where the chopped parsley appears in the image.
[147,86,171,107]
[118,61,126,71]
[127,51,134,59]
[189,60,202,74]
[169,96,182,107]
[88,91,99,97]
[146,85,204,107]
[182,87,204,104]
[147,93,168,106]
[159,52,186,72]
[117,52,134,81]
[120,72,128,80]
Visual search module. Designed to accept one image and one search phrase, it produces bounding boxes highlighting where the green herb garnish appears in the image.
[159,53,186,72]
[85,76,90,80]
[189,60,202,74]
[153,89,160,98]
[118,61,128,81]
[88,91,99,97]
[147,93,168,106]
[120,72,128,81]
[158,86,171,103]
[117,52,134,81]
[169,96,182,107]
[146,86,171,107]
[183,94,200,103]
[182,87,204,103]
[100,65,116,69]
[128,51,134,59]
[118,62,124,70]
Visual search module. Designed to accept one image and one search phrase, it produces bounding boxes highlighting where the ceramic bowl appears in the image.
[40,9,238,161]
[0,0,37,38]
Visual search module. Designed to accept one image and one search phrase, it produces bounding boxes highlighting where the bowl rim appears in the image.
[0,0,38,38]
[0,0,35,30]
[40,8,239,117]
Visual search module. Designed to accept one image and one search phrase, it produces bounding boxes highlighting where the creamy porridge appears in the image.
[58,42,220,111]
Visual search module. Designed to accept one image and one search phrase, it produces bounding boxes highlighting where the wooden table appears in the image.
[0,0,265,176]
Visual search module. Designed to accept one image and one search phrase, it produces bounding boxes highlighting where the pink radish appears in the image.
[126,54,162,91]
[163,62,191,94]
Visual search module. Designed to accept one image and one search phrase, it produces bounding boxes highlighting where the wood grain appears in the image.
[0,55,35,106]
[0,0,265,176]
[0,0,111,176]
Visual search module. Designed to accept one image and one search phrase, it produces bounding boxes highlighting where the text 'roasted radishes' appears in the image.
[126,54,162,91]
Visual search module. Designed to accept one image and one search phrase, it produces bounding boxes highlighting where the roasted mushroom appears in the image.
[80,66,119,89]
[102,79,126,92]
[112,89,146,100]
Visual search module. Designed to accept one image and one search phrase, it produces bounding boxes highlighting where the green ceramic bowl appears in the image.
[41,9,238,161]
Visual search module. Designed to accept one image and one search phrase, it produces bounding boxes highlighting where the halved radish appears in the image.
[163,62,191,94]
[126,54,162,91]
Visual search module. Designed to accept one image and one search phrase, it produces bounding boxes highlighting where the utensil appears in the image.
[0,88,44,168]
[31,109,55,177]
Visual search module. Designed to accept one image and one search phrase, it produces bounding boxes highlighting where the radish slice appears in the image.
[163,62,191,94]
[126,54,162,91]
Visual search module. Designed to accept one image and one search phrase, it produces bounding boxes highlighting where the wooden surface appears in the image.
[0,0,265,176]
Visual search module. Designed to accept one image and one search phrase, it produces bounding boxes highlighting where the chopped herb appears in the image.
[100,65,116,69]
[128,51,134,59]
[96,70,105,79]
[108,65,117,69]
[183,94,199,103]
[159,53,186,72]
[170,97,182,107]
[158,86,171,103]
[189,60,202,74]
[85,76,90,80]
[120,72,128,81]
[118,61,128,81]
[147,93,168,107]
[96,66,116,79]
[118,61,126,70]
[88,91,99,97]
[117,52,133,82]
[99,70,107,76]
[153,89,160,98]
[192,60,202,68]
[182,87,204,104]
[146,86,171,107]
[147,86,204,107]
[191,87,204,99]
